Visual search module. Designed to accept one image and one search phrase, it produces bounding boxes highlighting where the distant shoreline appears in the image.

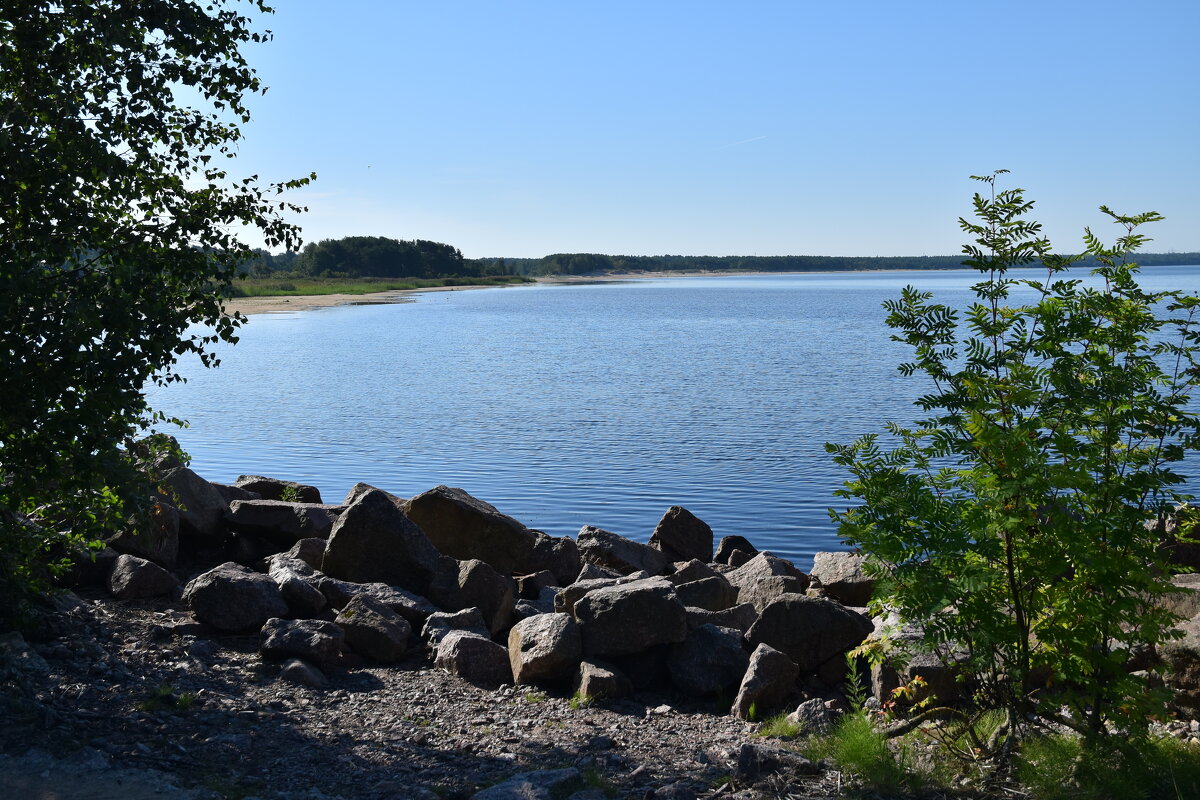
[222,263,1200,316]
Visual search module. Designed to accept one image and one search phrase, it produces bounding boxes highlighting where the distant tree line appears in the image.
[244,237,1200,280]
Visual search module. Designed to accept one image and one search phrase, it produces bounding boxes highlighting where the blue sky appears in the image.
[234,1,1200,258]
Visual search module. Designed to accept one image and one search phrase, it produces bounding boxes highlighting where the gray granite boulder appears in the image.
[403,486,579,584]
[746,595,872,675]
[435,630,512,688]
[321,489,442,594]
[107,554,178,600]
[335,593,411,662]
[183,562,288,631]
[685,602,758,633]
[259,618,344,671]
[572,577,688,657]
[227,499,344,544]
[666,624,749,696]
[508,612,583,687]
[317,578,439,627]
[577,525,671,576]
[427,557,514,635]
[471,768,581,800]
[235,475,322,504]
[732,643,799,720]
[675,575,737,611]
[160,465,227,539]
[422,607,491,646]
[714,535,758,565]
[810,551,875,607]
[648,506,713,564]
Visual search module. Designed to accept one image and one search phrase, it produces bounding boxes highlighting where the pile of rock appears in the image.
[86,465,1200,723]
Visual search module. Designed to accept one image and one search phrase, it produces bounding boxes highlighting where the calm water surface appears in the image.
[148,266,1200,569]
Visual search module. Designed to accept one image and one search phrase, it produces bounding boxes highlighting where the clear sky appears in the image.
[233,0,1200,259]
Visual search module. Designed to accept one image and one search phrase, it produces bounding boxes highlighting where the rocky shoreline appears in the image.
[4,463,1200,800]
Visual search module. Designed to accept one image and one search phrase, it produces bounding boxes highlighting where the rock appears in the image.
[685,602,758,633]
[108,496,179,568]
[746,595,873,675]
[321,489,442,594]
[714,535,758,565]
[1158,611,1200,711]
[735,742,819,780]
[727,550,753,568]
[674,576,737,611]
[732,644,799,720]
[471,768,581,800]
[577,525,672,576]
[508,612,582,687]
[573,660,633,701]
[280,658,327,689]
[786,699,835,735]
[435,630,512,688]
[265,554,326,617]
[227,499,344,543]
[810,552,874,607]
[554,574,647,616]
[0,632,50,677]
[403,486,579,584]
[422,608,491,646]
[667,559,721,585]
[342,482,404,507]
[427,557,514,635]
[576,562,622,582]
[210,482,261,504]
[726,553,810,611]
[160,465,227,539]
[107,554,178,600]
[62,545,119,588]
[515,570,557,599]
[733,575,808,613]
[259,617,344,671]
[235,475,323,504]
[317,578,439,627]
[572,577,688,657]
[286,537,328,570]
[183,562,288,631]
[666,624,749,696]
[335,593,411,662]
[1159,573,1200,620]
[613,645,672,691]
[648,506,714,563]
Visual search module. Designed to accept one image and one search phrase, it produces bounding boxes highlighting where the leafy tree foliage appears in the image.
[0,1,311,624]
[828,173,1200,747]
[288,236,471,279]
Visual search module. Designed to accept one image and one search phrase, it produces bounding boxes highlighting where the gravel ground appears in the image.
[0,590,848,800]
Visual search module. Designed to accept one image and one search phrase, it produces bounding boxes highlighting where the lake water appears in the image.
[147,266,1200,570]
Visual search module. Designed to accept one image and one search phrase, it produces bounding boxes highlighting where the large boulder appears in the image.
[508,612,583,687]
[1159,611,1200,712]
[746,595,872,676]
[226,500,344,544]
[259,618,344,671]
[435,630,512,688]
[714,535,758,566]
[576,526,671,576]
[159,465,227,540]
[809,552,875,607]
[726,553,810,612]
[1158,573,1200,621]
[335,593,412,662]
[427,557,515,635]
[321,489,442,594]
[685,602,759,633]
[264,553,327,617]
[554,574,647,616]
[318,579,439,628]
[572,577,688,657]
[732,644,799,720]
[107,554,178,600]
[666,624,749,696]
[675,576,737,611]
[422,608,491,646]
[342,482,404,507]
[648,506,714,564]
[403,486,579,584]
[183,562,288,631]
[235,475,323,504]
